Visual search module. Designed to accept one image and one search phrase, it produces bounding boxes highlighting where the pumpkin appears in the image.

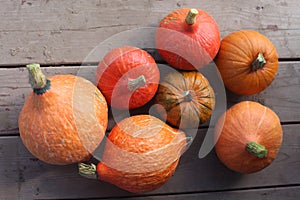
[18,64,108,165]
[96,46,160,110]
[215,30,279,95]
[155,71,215,129]
[156,8,220,70]
[215,101,283,173]
[79,115,187,193]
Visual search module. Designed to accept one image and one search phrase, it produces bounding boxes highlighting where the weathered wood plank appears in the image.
[106,186,300,200]
[0,124,299,199]
[0,61,299,135]
[226,61,300,121]
[0,0,299,66]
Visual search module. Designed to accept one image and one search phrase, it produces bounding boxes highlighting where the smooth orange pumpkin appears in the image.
[96,46,160,110]
[215,101,283,173]
[215,30,278,95]
[155,71,215,129]
[79,115,187,193]
[156,8,220,70]
[18,64,108,165]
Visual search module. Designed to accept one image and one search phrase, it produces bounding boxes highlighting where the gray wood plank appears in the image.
[0,124,299,199]
[0,61,299,135]
[105,186,300,200]
[0,0,299,66]
[226,61,300,121]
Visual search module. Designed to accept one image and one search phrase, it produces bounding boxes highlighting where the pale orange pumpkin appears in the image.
[18,64,108,165]
[79,115,187,193]
[215,101,283,173]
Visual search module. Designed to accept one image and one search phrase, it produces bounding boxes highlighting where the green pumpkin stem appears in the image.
[251,53,266,71]
[127,75,146,92]
[185,8,199,25]
[246,141,268,158]
[26,63,50,95]
[78,163,98,180]
[182,90,193,102]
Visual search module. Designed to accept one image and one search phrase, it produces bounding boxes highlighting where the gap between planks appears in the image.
[0,56,300,69]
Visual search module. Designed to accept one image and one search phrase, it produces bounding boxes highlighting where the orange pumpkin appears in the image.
[18,64,108,165]
[156,8,220,70]
[96,46,160,110]
[155,71,215,129]
[215,30,278,95]
[79,115,187,193]
[215,101,283,173]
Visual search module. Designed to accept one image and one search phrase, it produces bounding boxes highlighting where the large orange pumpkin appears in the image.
[96,46,160,110]
[215,30,278,95]
[215,101,283,173]
[79,115,187,193]
[155,71,215,129]
[18,64,108,165]
[156,8,220,70]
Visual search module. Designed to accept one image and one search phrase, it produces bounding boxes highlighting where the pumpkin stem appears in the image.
[127,75,146,92]
[182,90,193,102]
[246,141,268,158]
[78,163,98,180]
[185,8,198,25]
[251,53,266,71]
[26,63,50,95]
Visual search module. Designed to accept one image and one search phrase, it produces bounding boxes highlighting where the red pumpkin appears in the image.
[96,46,160,110]
[215,30,279,95]
[18,64,108,165]
[79,115,187,193]
[215,101,283,173]
[156,8,220,70]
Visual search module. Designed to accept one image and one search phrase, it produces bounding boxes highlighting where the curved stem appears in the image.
[182,90,193,102]
[127,75,146,92]
[78,163,98,179]
[26,63,50,95]
[185,8,199,25]
[26,63,47,89]
[251,53,266,71]
[246,141,268,158]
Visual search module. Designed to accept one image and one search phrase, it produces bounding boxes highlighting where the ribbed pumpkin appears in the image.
[155,71,215,129]
[215,30,278,95]
[215,101,283,173]
[79,115,187,193]
[156,8,220,70]
[18,64,108,165]
[96,46,160,110]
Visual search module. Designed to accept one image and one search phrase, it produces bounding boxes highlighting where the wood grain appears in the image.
[106,186,300,200]
[1,61,299,135]
[0,0,299,66]
[226,61,300,122]
[0,124,299,199]
[0,1,299,199]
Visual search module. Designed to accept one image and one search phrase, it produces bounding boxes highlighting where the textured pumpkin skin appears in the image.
[96,46,160,110]
[155,71,215,129]
[97,161,178,193]
[18,75,108,165]
[97,115,187,193]
[215,101,283,173]
[215,30,278,95]
[156,8,220,70]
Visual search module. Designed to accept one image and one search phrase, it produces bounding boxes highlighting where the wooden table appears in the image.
[0,0,299,199]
